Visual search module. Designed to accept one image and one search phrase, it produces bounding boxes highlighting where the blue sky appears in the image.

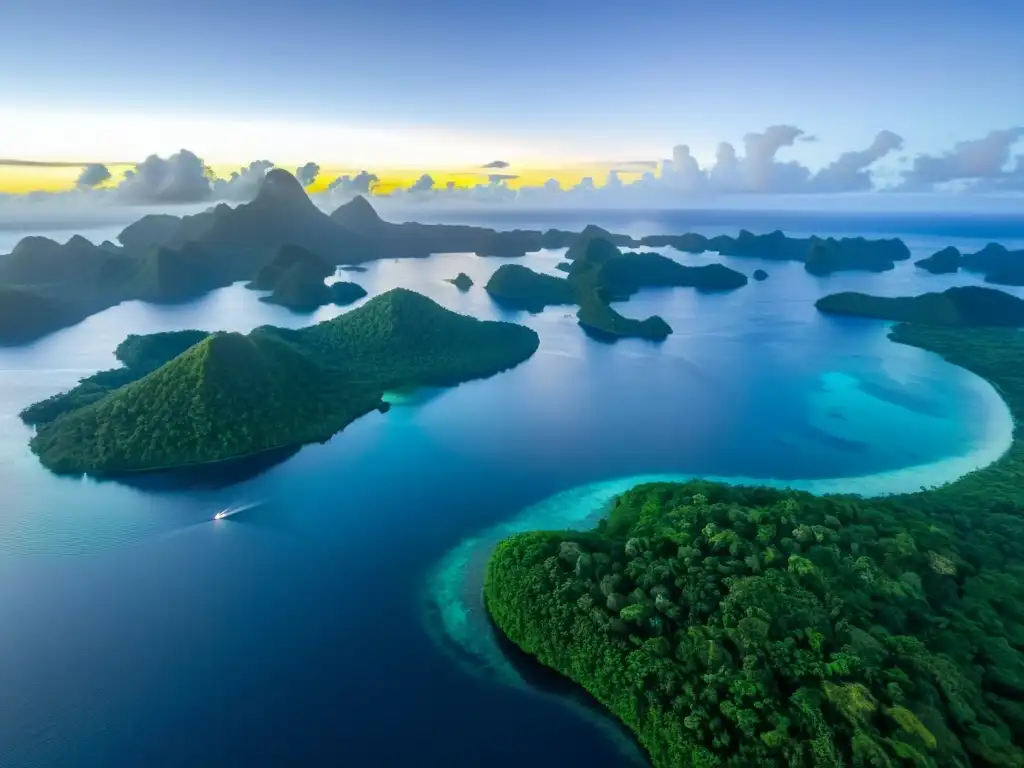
[2,0,1022,171]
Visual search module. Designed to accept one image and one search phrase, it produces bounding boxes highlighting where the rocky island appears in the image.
[639,229,911,275]
[485,320,1024,767]
[448,272,474,290]
[815,286,1024,326]
[26,289,539,475]
[485,238,745,339]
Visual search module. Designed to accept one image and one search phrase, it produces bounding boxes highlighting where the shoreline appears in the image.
[423,338,1015,713]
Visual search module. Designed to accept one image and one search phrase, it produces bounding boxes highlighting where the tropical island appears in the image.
[815,286,1024,326]
[246,244,367,311]
[639,230,911,275]
[486,320,1024,767]
[448,272,474,290]
[25,289,539,475]
[486,237,745,340]
[914,243,1024,286]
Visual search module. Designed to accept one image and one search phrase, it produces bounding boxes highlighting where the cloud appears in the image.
[487,173,519,183]
[212,160,274,201]
[809,130,904,192]
[295,161,320,187]
[481,160,510,169]
[326,170,379,196]
[76,163,112,189]
[407,173,435,192]
[115,149,213,204]
[900,127,1024,190]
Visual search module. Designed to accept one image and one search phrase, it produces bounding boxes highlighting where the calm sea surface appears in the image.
[0,211,1021,767]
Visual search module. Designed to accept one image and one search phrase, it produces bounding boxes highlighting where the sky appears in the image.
[1,0,1023,207]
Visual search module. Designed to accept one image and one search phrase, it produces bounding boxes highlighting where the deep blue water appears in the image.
[0,214,1021,767]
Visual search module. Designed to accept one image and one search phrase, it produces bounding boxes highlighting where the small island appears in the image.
[485,320,1024,767]
[26,289,539,475]
[484,264,576,312]
[447,272,474,290]
[815,286,1024,326]
[576,296,672,341]
[915,246,961,274]
[329,281,368,305]
[753,269,768,281]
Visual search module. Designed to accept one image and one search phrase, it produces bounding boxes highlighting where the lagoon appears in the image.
[0,215,1019,766]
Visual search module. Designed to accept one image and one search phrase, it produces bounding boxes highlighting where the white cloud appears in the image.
[899,127,1024,190]
[809,130,904,192]
[407,174,436,192]
[211,160,274,201]
[115,149,212,204]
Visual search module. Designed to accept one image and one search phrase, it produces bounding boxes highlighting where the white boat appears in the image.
[214,508,230,520]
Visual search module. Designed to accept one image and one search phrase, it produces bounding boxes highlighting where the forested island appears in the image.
[247,244,367,310]
[485,237,746,340]
[815,286,1024,326]
[4,168,1020,346]
[915,244,1024,286]
[640,230,911,275]
[448,273,474,290]
[486,321,1024,767]
[25,289,538,474]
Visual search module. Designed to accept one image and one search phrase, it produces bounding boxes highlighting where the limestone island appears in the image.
[447,272,474,290]
[485,320,1024,767]
[248,244,367,310]
[815,286,1024,326]
[25,289,538,475]
[914,243,1024,285]
[486,237,745,340]
[753,269,769,281]
[0,288,90,345]
[639,229,911,275]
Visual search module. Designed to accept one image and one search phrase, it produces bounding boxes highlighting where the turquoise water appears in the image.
[0,225,1017,766]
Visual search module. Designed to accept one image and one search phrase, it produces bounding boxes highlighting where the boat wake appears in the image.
[212,500,264,521]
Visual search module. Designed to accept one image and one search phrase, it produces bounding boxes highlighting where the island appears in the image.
[576,295,672,341]
[0,288,90,345]
[815,286,1024,326]
[25,289,539,475]
[753,269,768,281]
[486,320,1024,767]
[638,229,911,275]
[914,243,1024,285]
[485,238,745,339]
[915,246,961,274]
[484,264,576,312]
[329,282,368,305]
[448,272,474,290]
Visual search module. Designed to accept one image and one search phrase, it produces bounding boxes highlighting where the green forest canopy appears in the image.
[487,322,1024,767]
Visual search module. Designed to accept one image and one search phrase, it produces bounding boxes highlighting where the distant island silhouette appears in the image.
[2,169,1018,346]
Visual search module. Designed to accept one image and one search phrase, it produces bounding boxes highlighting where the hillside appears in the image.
[248,244,333,291]
[815,286,1024,326]
[30,331,381,474]
[27,289,539,474]
[484,264,577,312]
[0,288,89,345]
[21,330,210,425]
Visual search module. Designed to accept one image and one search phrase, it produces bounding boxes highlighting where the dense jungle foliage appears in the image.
[816,287,1024,326]
[27,289,538,473]
[20,330,210,425]
[487,322,1024,767]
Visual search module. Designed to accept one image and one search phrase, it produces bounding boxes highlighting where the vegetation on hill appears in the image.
[915,246,962,275]
[815,286,1024,326]
[487,322,1024,767]
[248,244,333,291]
[330,281,368,305]
[21,330,210,425]
[0,288,89,345]
[638,230,911,275]
[26,289,538,474]
[485,264,577,312]
[576,296,672,341]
